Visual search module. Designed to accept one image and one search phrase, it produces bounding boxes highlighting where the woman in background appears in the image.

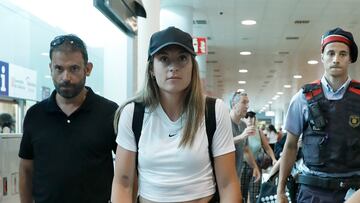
[267,124,278,151]
[240,111,276,203]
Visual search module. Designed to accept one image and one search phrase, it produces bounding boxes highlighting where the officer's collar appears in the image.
[321,76,351,94]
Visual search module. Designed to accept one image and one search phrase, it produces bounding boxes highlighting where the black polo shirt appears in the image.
[19,87,118,203]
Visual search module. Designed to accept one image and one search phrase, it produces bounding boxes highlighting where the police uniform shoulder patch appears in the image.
[349,115,360,128]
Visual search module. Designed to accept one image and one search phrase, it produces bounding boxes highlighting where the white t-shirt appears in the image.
[116,99,235,202]
[267,131,277,144]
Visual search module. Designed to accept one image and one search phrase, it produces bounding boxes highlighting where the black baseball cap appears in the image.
[148,26,196,60]
[245,111,256,118]
[321,27,358,63]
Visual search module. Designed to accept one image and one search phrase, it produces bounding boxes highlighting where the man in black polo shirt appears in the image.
[18,34,118,203]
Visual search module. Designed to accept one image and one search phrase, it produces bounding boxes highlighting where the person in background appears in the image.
[229,91,261,195]
[240,111,277,203]
[18,34,118,203]
[266,124,278,151]
[260,124,267,137]
[268,135,303,203]
[0,113,15,133]
[277,27,360,203]
[111,27,241,203]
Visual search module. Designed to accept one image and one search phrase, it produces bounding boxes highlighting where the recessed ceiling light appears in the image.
[238,81,246,84]
[268,101,273,104]
[240,51,252,55]
[241,20,257,25]
[238,69,248,73]
[277,92,284,95]
[284,84,292,88]
[307,60,319,65]
[237,88,245,92]
[293,75,302,79]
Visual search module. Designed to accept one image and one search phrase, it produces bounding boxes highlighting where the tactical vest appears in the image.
[302,80,360,173]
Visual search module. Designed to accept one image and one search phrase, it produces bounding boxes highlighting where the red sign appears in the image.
[193,37,207,55]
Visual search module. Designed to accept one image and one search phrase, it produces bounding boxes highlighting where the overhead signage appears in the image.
[0,60,37,100]
[0,61,9,97]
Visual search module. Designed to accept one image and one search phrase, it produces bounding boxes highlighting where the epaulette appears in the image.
[349,79,360,95]
[302,80,322,101]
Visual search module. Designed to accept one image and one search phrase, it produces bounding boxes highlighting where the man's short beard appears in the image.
[54,78,86,99]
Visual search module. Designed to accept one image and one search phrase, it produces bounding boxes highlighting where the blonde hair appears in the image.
[114,56,204,147]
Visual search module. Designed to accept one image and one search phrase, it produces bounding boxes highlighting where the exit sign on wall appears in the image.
[193,37,207,55]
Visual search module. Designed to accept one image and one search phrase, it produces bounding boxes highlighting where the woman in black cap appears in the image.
[112,27,241,203]
[240,111,276,203]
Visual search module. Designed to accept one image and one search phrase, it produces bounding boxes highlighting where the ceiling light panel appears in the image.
[241,20,256,25]
[240,51,252,55]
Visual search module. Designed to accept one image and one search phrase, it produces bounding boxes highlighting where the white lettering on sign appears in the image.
[1,65,6,92]
[193,38,198,53]
[199,40,206,54]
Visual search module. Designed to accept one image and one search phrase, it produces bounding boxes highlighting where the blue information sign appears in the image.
[0,60,9,97]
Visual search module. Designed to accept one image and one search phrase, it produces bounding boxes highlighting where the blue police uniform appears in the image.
[284,27,360,203]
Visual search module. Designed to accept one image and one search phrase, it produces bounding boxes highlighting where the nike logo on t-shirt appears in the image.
[169,133,176,137]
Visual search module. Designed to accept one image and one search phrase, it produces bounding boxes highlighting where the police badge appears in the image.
[349,115,360,128]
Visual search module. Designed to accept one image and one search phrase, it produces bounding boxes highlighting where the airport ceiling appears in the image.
[161,0,360,114]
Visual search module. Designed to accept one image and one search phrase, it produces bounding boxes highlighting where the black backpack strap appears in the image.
[132,102,145,203]
[132,102,145,149]
[302,80,327,130]
[205,96,219,202]
[205,97,217,146]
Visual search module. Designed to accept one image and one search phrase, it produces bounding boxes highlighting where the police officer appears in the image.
[277,27,360,203]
